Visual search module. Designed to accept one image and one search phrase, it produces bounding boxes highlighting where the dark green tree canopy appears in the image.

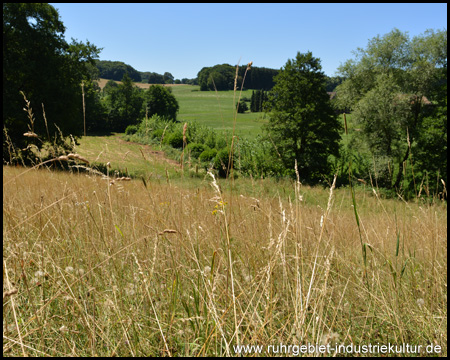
[3,3,101,158]
[197,64,279,91]
[147,72,165,84]
[265,51,342,183]
[103,73,144,132]
[163,72,174,84]
[144,85,179,121]
[95,60,142,82]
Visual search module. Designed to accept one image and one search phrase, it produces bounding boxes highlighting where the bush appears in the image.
[199,148,217,163]
[214,147,233,178]
[215,136,228,150]
[125,125,138,135]
[151,128,165,140]
[163,132,184,149]
[185,143,208,159]
[236,101,249,113]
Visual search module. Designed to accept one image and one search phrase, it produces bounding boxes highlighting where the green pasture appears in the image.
[170,85,269,139]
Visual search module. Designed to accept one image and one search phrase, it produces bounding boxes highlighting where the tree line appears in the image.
[96,61,198,85]
[197,64,280,91]
[95,60,142,82]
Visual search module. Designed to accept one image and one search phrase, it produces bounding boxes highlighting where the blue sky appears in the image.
[50,3,447,80]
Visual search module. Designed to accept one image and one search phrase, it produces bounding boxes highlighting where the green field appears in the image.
[167,85,269,139]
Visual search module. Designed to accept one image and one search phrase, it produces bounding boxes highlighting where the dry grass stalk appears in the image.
[3,289,18,299]
[158,229,177,235]
[23,131,38,138]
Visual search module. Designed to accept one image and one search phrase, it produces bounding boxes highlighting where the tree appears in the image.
[163,72,174,84]
[335,28,447,193]
[265,51,342,183]
[236,101,248,113]
[147,72,165,84]
[95,60,141,82]
[83,80,107,133]
[3,3,101,159]
[104,73,144,132]
[144,85,179,121]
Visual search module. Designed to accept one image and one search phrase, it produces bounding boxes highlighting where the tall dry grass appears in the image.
[3,65,447,357]
[3,162,447,356]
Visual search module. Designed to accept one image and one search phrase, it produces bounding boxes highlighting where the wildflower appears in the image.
[203,266,211,276]
[65,266,74,273]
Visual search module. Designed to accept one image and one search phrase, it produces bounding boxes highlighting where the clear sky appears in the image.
[50,3,447,80]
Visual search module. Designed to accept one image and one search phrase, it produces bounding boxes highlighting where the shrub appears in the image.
[151,128,165,140]
[163,132,184,149]
[236,101,249,113]
[215,136,228,150]
[214,147,233,178]
[125,124,138,135]
[185,143,208,159]
[199,148,217,164]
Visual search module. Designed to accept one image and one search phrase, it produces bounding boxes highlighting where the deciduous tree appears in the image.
[335,28,447,193]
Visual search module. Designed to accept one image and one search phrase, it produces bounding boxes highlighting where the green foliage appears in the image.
[336,28,447,195]
[125,124,138,135]
[250,90,268,112]
[163,72,174,84]
[265,51,342,183]
[198,64,235,91]
[104,73,144,132]
[146,72,165,84]
[199,147,217,163]
[234,136,282,178]
[83,80,108,133]
[325,75,346,92]
[413,83,447,197]
[185,143,208,159]
[144,85,179,121]
[163,132,184,149]
[236,101,248,113]
[3,3,101,161]
[197,64,279,91]
[95,60,141,82]
[214,147,232,178]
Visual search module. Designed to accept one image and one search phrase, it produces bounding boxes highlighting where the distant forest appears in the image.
[95,60,197,85]
[95,60,344,91]
[95,60,142,82]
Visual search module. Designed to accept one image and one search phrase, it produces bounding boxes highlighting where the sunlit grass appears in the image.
[3,164,447,356]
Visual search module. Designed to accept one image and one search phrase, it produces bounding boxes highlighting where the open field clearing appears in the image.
[3,162,447,356]
[170,85,268,139]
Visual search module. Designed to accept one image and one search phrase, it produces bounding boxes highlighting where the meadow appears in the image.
[171,85,269,139]
[3,152,447,356]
